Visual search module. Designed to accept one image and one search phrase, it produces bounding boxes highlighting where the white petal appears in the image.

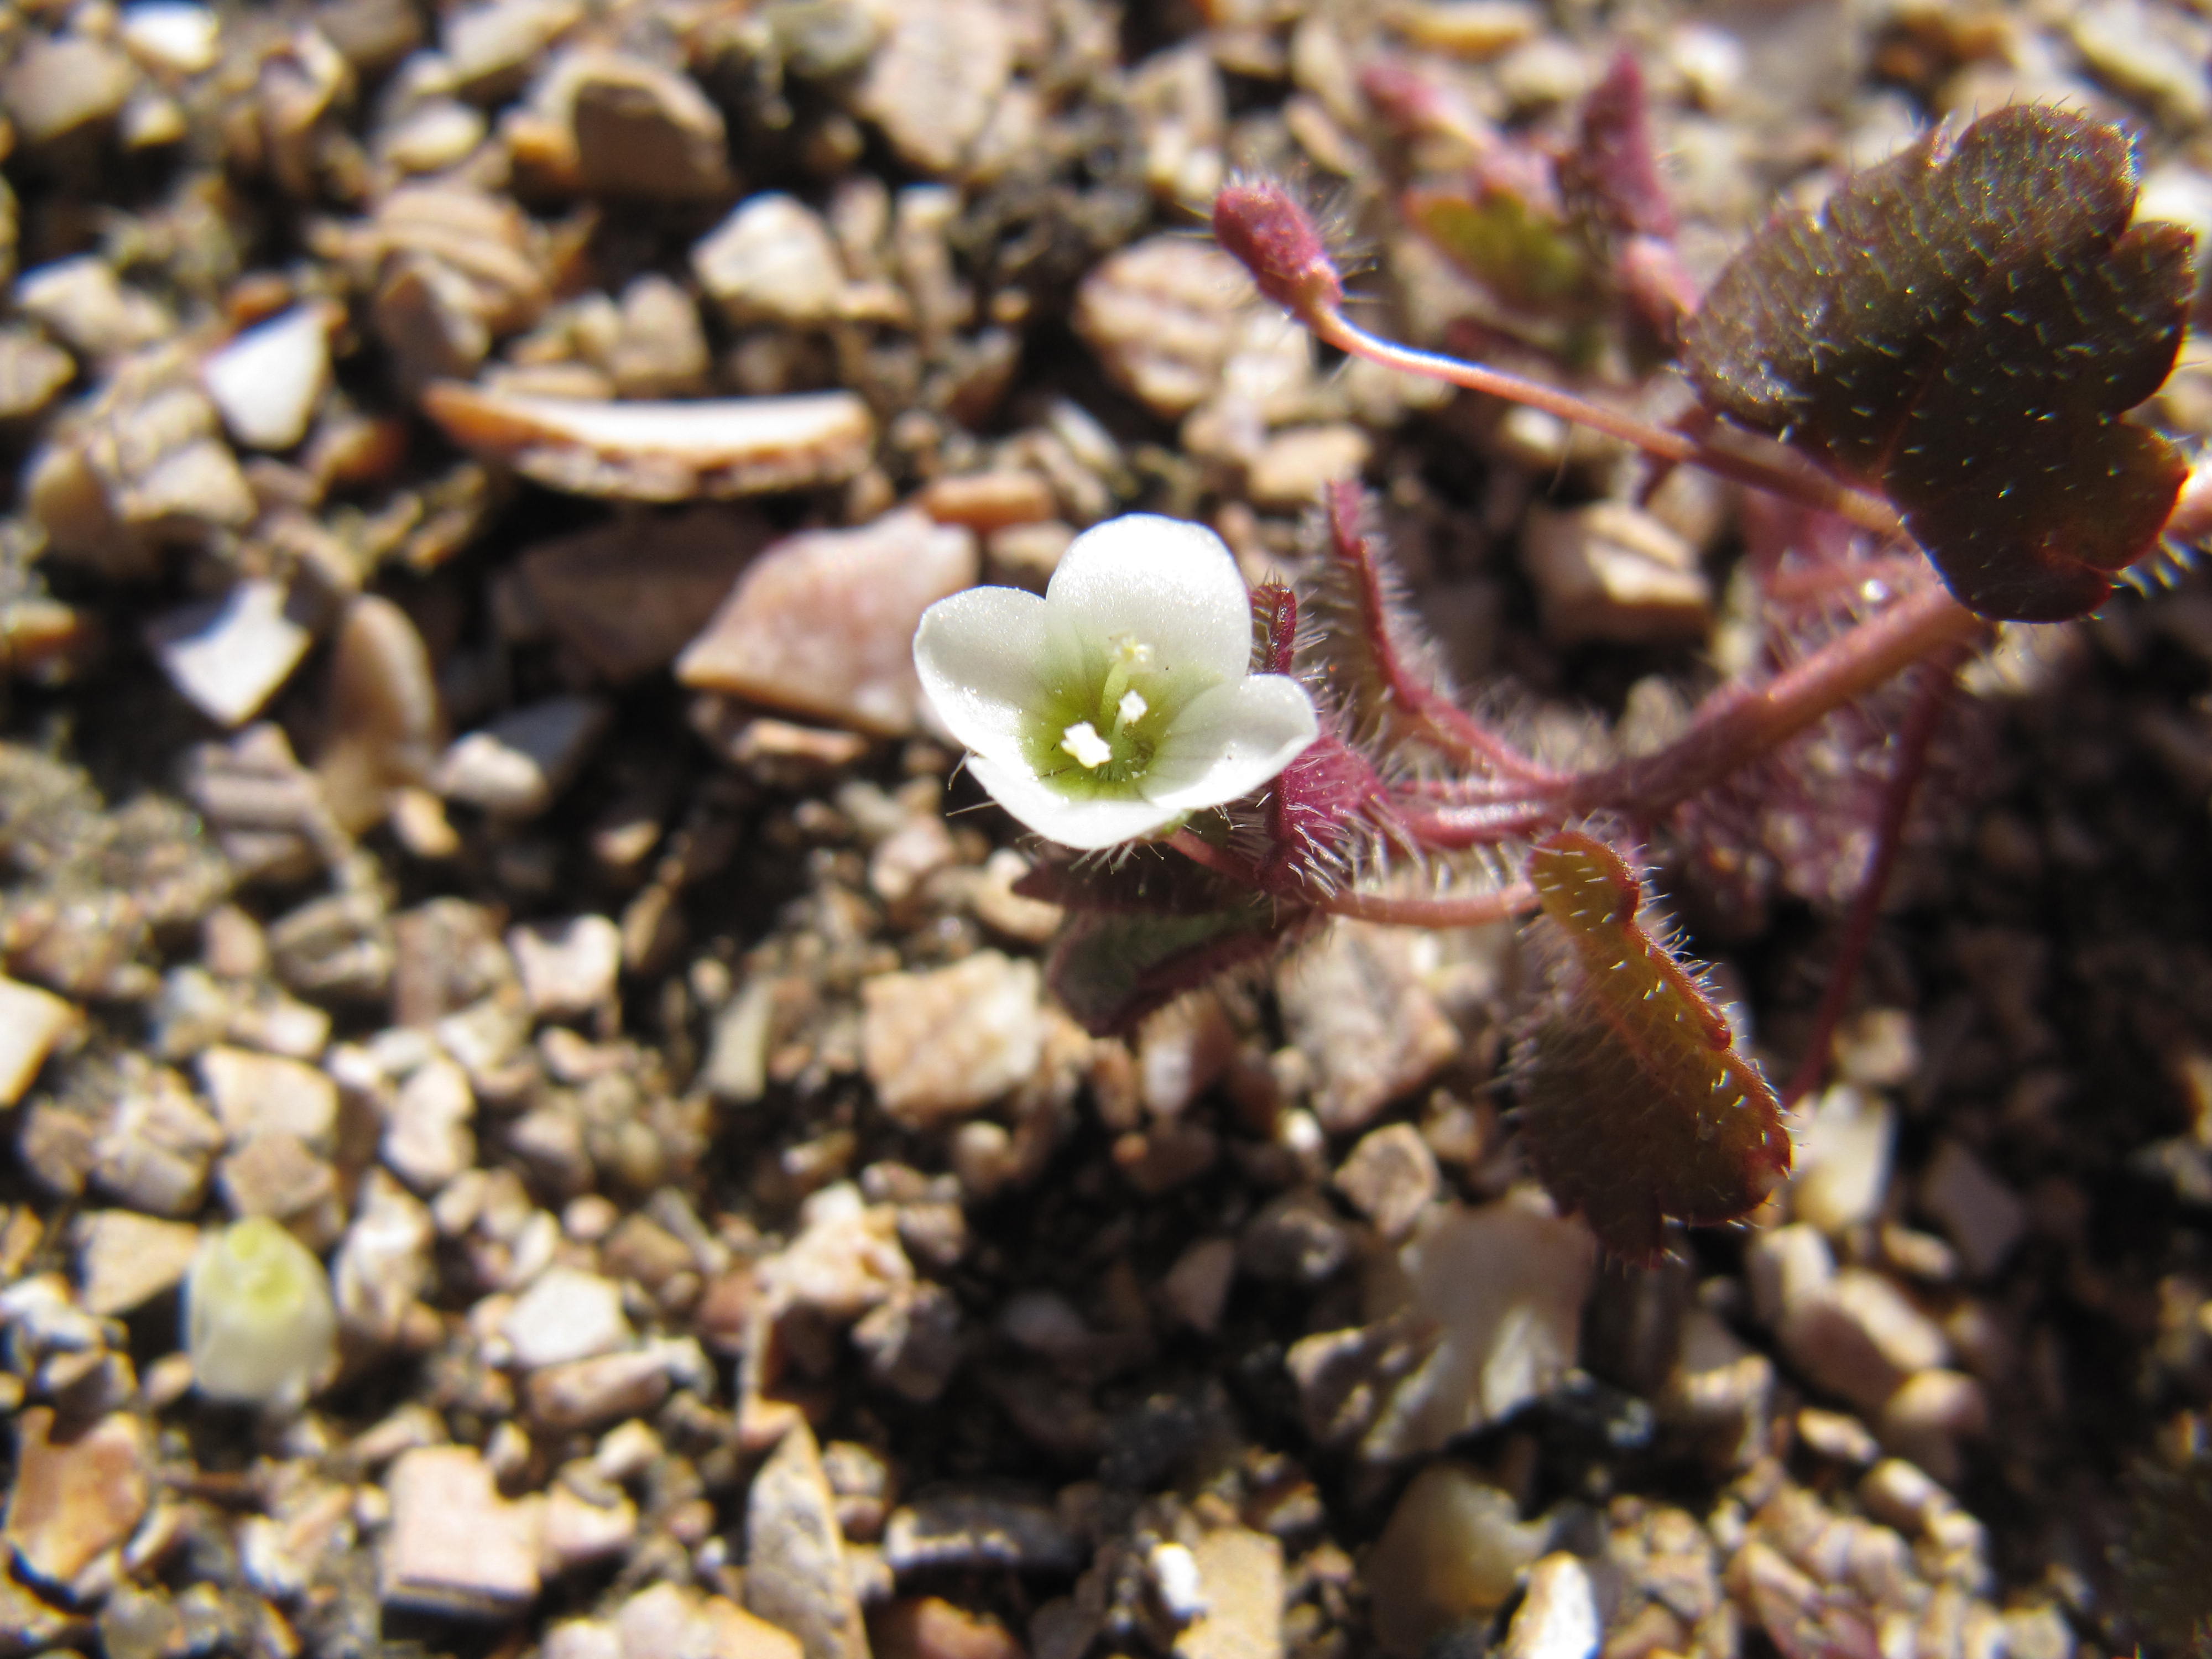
[966,751,1185,850]
[1046,515,1254,685]
[1142,674,1320,813]
[913,585,1054,757]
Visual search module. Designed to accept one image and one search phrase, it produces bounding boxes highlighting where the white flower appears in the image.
[914,514,1319,851]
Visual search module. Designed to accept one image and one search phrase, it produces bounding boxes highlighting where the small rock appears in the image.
[435,693,611,817]
[380,98,489,173]
[145,581,315,728]
[3,38,136,147]
[92,1063,223,1215]
[216,1132,340,1239]
[1498,1553,1601,1659]
[677,508,978,737]
[1246,424,1373,512]
[855,0,1014,175]
[541,1480,638,1574]
[1364,1192,1597,1456]
[1917,1140,2027,1280]
[1174,1527,1284,1659]
[1076,238,1253,418]
[1239,1190,1354,1284]
[14,257,172,359]
[317,594,445,833]
[1790,1086,1893,1236]
[1778,1267,1950,1414]
[381,1445,541,1616]
[519,504,768,683]
[1162,1237,1238,1334]
[617,1582,803,1659]
[1333,1123,1441,1241]
[861,951,1046,1125]
[198,1045,337,1150]
[421,381,874,500]
[1522,502,1712,646]
[1876,1368,1988,1485]
[883,1490,1081,1575]
[508,916,622,1020]
[1135,992,1236,1118]
[504,1266,631,1369]
[748,1422,868,1659]
[200,305,333,451]
[1657,1306,1773,1472]
[75,1211,201,1317]
[444,0,583,97]
[694,194,851,327]
[3,1407,151,1591]
[333,1169,435,1346]
[2071,0,2212,124]
[0,328,76,422]
[120,3,223,75]
[875,1597,1022,1659]
[1394,0,1544,55]
[851,1280,963,1402]
[525,1349,671,1432]
[382,1057,476,1191]
[1365,1465,1543,1657]
[0,974,78,1107]
[559,50,732,201]
[1277,921,1460,1134]
[763,1183,915,1323]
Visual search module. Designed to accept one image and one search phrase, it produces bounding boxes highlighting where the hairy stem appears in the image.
[1313,308,1899,535]
[1780,650,1964,1108]
[1167,828,1537,927]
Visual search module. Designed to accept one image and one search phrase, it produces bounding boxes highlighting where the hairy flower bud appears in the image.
[1212,177,1344,325]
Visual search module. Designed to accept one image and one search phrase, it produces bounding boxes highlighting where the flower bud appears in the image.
[1212,178,1344,325]
[186,1217,338,1409]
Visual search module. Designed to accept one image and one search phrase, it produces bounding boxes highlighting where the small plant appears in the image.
[186,1216,340,1410]
[916,88,2199,1259]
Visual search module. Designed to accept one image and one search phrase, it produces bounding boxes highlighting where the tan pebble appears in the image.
[540,1481,637,1574]
[0,329,76,422]
[1245,425,1373,512]
[1366,1466,1541,1657]
[855,0,1014,175]
[877,1596,1025,1659]
[434,693,610,818]
[381,1444,541,1615]
[519,504,769,683]
[508,915,621,1019]
[75,1211,201,1317]
[618,1581,804,1659]
[2,1407,152,1591]
[1522,502,1712,646]
[556,49,732,202]
[3,38,137,146]
[422,381,874,500]
[1395,0,1543,56]
[1162,1237,1238,1334]
[919,469,1056,531]
[1333,1123,1441,1240]
[1173,1526,1284,1659]
[14,257,173,358]
[200,304,334,451]
[144,580,315,729]
[199,1044,338,1148]
[861,952,1045,1125]
[317,594,444,833]
[1496,1552,1599,1659]
[0,974,79,1108]
[1276,921,1459,1134]
[1075,237,1253,418]
[1791,1086,1893,1236]
[676,508,975,737]
[525,1349,671,1432]
[747,1422,868,1659]
[694,192,850,327]
[1917,1139,2027,1280]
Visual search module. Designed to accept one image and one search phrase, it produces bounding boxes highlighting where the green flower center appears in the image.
[1021,633,1211,801]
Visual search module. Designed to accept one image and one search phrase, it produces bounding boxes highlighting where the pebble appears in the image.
[0,973,77,1107]
[764,1183,915,1323]
[92,1063,223,1215]
[317,594,445,832]
[508,916,622,1020]
[1917,1140,2027,1280]
[503,1266,631,1370]
[145,580,315,728]
[2070,0,2212,124]
[445,0,583,97]
[883,1490,1081,1575]
[380,1444,541,1616]
[198,1045,338,1150]
[519,504,767,684]
[75,1211,201,1317]
[1246,425,1374,512]
[540,1480,638,1573]
[855,0,1015,175]
[748,1422,869,1659]
[119,4,223,76]
[613,1583,804,1659]
[558,50,733,201]
[1173,1527,1284,1659]
[1333,1123,1441,1240]
[435,693,611,817]
[1366,1192,1596,1457]
[200,305,333,452]
[1076,238,1253,418]
[1239,1190,1354,1284]
[1136,992,1236,1119]
[1791,1085,1893,1236]
[1497,1553,1601,1659]
[1277,921,1460,1134]
[1394,0,1545,55]
[1876,1368,1988,1485]
[875,1597,1024,1659]
[525,1349,671,1432]
[1162,1237,1238,1334]
[421,382,874,500]
[2,37,136,147]
[3,1407,152,1592]
[1365,1463,1548,1656]
[0,328,76,423]
[1778,1266,1951,1414]
[1521,502,1713,646]
[695,194,851,328]
[333,1169,435,1346]
[677,508,978,737]
[216,1131,341,1241]
[860,951,1046,1125]
[15,259,171,361]
[382,1056,476,1191]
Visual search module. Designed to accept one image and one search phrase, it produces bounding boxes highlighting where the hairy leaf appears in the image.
[1682,104,2194,622]
[1515,832,1791,1261]
[1046,901,1310,1036]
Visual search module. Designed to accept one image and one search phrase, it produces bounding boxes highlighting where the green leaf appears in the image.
[1682,104,2194,622]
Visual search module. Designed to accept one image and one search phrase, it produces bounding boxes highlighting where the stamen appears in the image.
[1060,721,1113,769]
[1117,689,1148,726]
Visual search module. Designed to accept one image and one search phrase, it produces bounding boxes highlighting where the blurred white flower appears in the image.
[914,514,1319,851]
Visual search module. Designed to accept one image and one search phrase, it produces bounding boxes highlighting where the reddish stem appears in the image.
[1167,828,1537,927]
[1779,651,1964,1108]
[1312,307,1900,535]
